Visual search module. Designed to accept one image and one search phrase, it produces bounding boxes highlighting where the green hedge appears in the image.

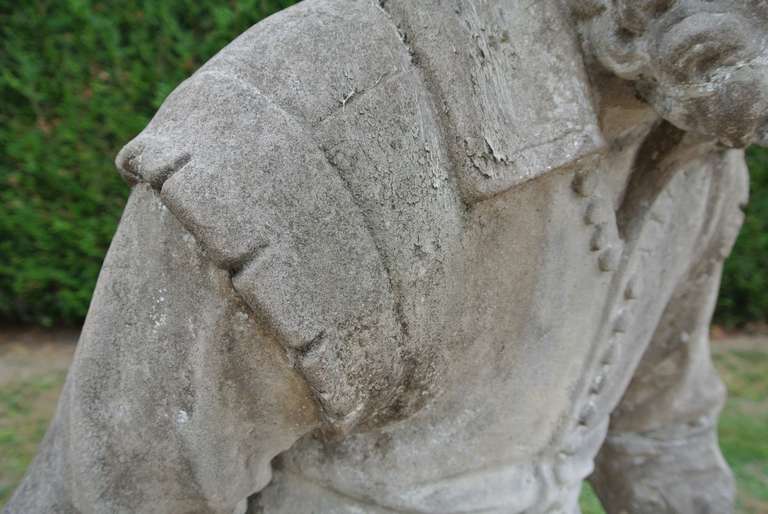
[0,0,295,325]
[719,147,768,326]
[1,1,767,326]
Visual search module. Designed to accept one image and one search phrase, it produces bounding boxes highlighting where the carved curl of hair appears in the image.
[568,0,608,19]
[570,0,677,80]
[614,0,676,33]
[569,0,675,28]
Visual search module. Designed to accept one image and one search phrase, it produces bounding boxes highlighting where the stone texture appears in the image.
[6,1,767,513]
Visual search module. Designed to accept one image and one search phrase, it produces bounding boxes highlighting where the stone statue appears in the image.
[7,1,767,513]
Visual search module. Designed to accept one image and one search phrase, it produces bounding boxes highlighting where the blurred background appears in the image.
[0,1,766,512]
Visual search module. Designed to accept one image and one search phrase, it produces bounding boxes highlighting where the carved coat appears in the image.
[6,1,745,513]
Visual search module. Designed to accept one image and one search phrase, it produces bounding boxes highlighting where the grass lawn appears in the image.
[0,332,766,512]
[0,371,67,502]
[713,344,768,514]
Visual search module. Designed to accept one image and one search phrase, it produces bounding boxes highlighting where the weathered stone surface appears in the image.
[6,1,766,513]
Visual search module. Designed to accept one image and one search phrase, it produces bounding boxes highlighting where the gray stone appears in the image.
[6,1,767,513]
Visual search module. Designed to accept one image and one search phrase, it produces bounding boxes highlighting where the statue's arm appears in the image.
[8,4,410,510]
[3,187,323,514]
[589,152,748,514]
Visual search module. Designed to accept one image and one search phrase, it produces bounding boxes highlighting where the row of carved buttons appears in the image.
[572,170,641,429]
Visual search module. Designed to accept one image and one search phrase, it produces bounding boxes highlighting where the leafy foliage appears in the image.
[718,147,768,326]
[1,1,767,326]
[0,0,296,325]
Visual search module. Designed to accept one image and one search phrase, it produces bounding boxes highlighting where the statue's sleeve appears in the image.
[589,153,748,514]
[3,187,322,514]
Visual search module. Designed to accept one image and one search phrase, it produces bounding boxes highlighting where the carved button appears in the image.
[578,401,597,426]
[601,341,620,364]
[590,372,607,394]
[584,202,608,225]
[613,310,630,333]
[590,225,608,252]
[598,247,621,272]
[572,171,599,197]
[624,276,641,300]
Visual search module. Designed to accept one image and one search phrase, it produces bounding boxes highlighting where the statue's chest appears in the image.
[275,149,717,514]
[446,148,715,457]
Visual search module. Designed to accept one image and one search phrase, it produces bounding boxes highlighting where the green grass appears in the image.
[0,371,67,504]
[0,0,297,326]
[580,483,605,514]
[715,350,768,514]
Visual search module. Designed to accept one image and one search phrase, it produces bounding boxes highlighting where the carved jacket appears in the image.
[7,1,746,514]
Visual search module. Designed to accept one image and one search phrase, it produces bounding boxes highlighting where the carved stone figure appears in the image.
[7,1,767,513]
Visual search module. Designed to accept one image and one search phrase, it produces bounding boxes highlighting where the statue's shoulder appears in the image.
[197,0,413,128]
[198,0,605,202]
[381,0,606,201]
